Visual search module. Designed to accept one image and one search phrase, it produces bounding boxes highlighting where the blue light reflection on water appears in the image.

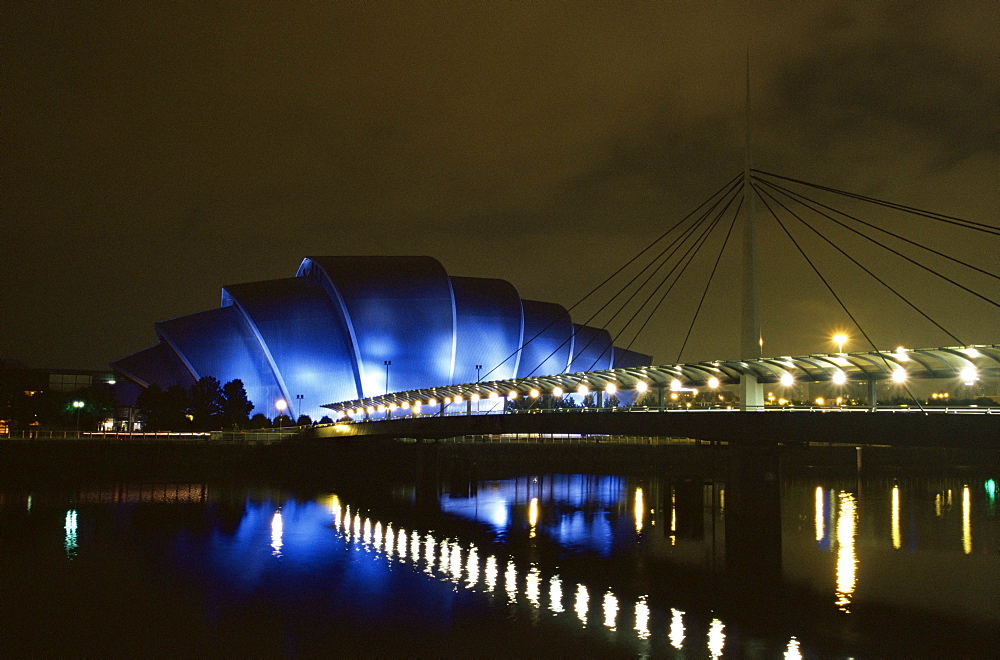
[3,471,996,656]
[164,492,752,656]
[439,474,626,554]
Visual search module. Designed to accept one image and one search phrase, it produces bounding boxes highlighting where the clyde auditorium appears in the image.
[113,256,652,420]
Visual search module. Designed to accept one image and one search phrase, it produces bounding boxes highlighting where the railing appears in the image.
[2,427,308,443]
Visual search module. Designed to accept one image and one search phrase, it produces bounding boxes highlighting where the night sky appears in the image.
[3,2,998,371]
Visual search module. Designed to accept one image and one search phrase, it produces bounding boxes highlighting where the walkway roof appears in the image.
[323,344,1000,411]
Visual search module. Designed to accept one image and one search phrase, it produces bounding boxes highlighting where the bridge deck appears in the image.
[315,409,999,449]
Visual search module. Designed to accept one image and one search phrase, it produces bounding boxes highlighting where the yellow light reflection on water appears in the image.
[485,555,498,591]
[814,486,825,542]
[670,487,677,545]
[466,546,479,588]
[424,535,436,573]
[935,493,943,517]
[574,584,589,625]
[707,618,725,657]
[397,527,407,560]
[410,529,421,561]
[891,485,901,550]
[634,487,644,533]
[320,492,755,653]
[504,561,518,603]
[603,590,619,630]
[64,509,78,559]
[323,494,341,517]
[785,636,803,659]
[439,537,449,571]
[835,491,858,612]
[634,595,650,640]
[526,566,541,607]
[549,575,564,613]
[962,485,971,555]
[450,542,463,582]
[271,510,283,557]
[528,497,539,538]
[669,608,685,650]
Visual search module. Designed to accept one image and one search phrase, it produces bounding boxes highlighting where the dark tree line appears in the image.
[136,377,256,431]
[1,384,116,430]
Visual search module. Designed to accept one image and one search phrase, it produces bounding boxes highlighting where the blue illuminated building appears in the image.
[113,256,651,419]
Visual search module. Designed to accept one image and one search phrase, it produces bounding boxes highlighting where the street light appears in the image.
[833,333,848,354]
[475,364,482,383]
[276,399,287,430]
[295,394,304,421]
[384,360,392,395]
[72,400,84,435]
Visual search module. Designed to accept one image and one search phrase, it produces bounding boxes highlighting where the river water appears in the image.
[0,447,996,657]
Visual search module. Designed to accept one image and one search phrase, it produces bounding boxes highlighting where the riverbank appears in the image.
[1,436,996,485]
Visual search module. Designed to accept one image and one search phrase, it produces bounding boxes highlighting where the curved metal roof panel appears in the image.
[451,276,523,384]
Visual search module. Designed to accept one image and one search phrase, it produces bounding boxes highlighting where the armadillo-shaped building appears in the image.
[112,256,652,419]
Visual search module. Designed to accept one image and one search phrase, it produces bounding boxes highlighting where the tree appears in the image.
[249,413,271,429]
[162,385,191,430]
[296,414,312,426]
[273,414,294,428]
[318,415,333,424]
[220,379,254,429]
[189,376,223,430]
[136,384,164,430]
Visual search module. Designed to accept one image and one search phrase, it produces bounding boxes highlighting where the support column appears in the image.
[740,54,764,412]
[867,378,877,411]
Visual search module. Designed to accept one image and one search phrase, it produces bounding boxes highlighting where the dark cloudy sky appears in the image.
[3,1,998,371]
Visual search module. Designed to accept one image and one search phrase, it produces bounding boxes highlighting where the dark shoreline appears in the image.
[1,437,997,485]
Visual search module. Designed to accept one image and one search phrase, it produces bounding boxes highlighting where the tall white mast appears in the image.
[740,51,764,411]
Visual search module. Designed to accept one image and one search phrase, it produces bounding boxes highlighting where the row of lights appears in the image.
[332,361,980,417]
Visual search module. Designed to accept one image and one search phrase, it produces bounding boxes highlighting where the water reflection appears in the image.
[5,470,996,656]
[891,485,901,550]
[669,608,685,650]
[602,590,618,631]
[63,509,78,559]
[708,617,726,657]
[785,636,803,659]
[962,485,971,555]
[270,510,283,556]
[834,491,858,613]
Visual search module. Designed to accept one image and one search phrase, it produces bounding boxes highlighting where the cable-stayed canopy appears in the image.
[323,344,999,412]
